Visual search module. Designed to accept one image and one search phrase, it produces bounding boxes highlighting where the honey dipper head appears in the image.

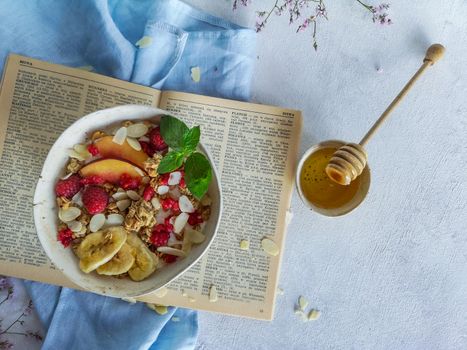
[325,143,368,185]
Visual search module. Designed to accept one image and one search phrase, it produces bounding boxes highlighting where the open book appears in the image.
[0,55,302,320]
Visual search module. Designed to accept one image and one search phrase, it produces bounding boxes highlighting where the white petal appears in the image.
[59,207,81,222]
[261,238,279,256]
[157,185,169,195]
[157,246,186,257]
[89,214,106,232]
[127,137,142,151]
[126,190,141,201]
[168,171,181,186]
[127,123,149,138]
[173,213,189,233]
[67,220,82,233]
[179,195,194,213]
[106,214,124,226]
[117,199,131,211]
[112,127,127,145]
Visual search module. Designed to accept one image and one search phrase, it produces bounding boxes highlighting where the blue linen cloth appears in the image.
[0,0,256,349]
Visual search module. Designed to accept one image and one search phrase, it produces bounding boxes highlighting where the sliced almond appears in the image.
[117,199,131,211]
[168,171,181,186]
[187,229,205,244]
[73,144,90,156]
[89,213,106,232]
[261,238,279,256]
[67,220,83,233]
[58,207,81,222]
[133,166,145,176]
[66,149,85,161]
[179,195,194,213]
[173,213,189,233]
[307,309,321,321]
[157,185,169,195]
[153,287,168,298]
[146,303,168,315]
[127,123,149,138]
[157,246,186,257]
[239,240,250,250]
[106,214,124,226]
[112,192,129,201]
[127,137,142,151]
[298,296,308,311]
[71,191,83,207]
[209,285,218,303]
[112,127,127,145]
[126,190,141,201]
[151,197,161,210]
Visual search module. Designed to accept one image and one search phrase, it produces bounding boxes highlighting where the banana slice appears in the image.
[96,243,135,276]
[77,226,127,273]
[126,233,158,281]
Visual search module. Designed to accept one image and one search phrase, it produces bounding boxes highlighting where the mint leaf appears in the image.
[185,152,212,199]
[183,126,200,154]
[160,115,189,150]
[157,151,184,174]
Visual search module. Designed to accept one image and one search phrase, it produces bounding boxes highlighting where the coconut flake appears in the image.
[209,285,218,302]
[157,246,186,257]
[126,190,141,201]
[112,127,127,145]
[117,199,131,211]
[89,214,106,232]
[67,220,82,233]
[179,195,194,213]
[151,197,161,210]
[157,185,169,195]
[187,229,205,244]
[59,207,81,222]
[127,137,142,151]
[173,213,189,233]
[127,123,149,138]
[168,171,181,186]
[261,238,279,256]
[106,214,124,226]
[112,192,128,201]
[153,287,168,298]
[298,296,309,311]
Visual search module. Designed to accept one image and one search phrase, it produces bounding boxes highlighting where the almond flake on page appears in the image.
[127,137,142,151]
[136,36,153,48]
[261,238,279,256]
[239,240,250,250]
[190,66,201,83]
[209,285,218,302]
[112,127,127,145]
[298,296,309,311]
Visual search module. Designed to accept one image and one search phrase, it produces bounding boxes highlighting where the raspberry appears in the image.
[159,173,170,186]
[148,127,168,151]
[139,141,155,157]
[188,211,203,226]
[82,186,108,214]
[57,228,73,248]
[161,197,177,211]
[142,186,155,201]
[87,144,99,156]
[150,225,170,247]
[80,175,105,185]
[119,173,140,190]
[162,254,177,263]
[55,174,82,199]
[179,171,186,189]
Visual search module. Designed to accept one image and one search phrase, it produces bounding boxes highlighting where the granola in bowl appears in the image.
[54,115,213,282]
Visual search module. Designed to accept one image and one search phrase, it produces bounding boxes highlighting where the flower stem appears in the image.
[0,312,26,336]
[355,0,373,12]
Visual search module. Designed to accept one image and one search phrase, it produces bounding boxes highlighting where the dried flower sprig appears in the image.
[234,0,392,51]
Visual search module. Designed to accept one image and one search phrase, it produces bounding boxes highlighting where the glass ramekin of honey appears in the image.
[296,140,371,216]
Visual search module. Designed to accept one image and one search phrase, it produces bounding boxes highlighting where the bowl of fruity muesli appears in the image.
[33,105,222,298]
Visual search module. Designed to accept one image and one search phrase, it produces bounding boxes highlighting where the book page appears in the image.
[0,55,160,285]
[142,91,302,319]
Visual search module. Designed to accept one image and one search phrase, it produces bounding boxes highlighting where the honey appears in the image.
[299,147,361,209]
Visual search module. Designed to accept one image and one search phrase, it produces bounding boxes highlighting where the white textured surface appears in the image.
[187,1,467,349]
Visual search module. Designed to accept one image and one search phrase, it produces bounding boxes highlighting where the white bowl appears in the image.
[33,105,222,298]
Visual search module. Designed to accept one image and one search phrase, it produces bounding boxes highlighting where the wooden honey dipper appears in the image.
[325,43,445,185]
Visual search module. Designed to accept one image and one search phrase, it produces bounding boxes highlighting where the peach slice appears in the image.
[94,136,148,169]
[80,159,144,184]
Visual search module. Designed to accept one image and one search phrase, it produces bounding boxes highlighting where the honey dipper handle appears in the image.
[359,44,445,147]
